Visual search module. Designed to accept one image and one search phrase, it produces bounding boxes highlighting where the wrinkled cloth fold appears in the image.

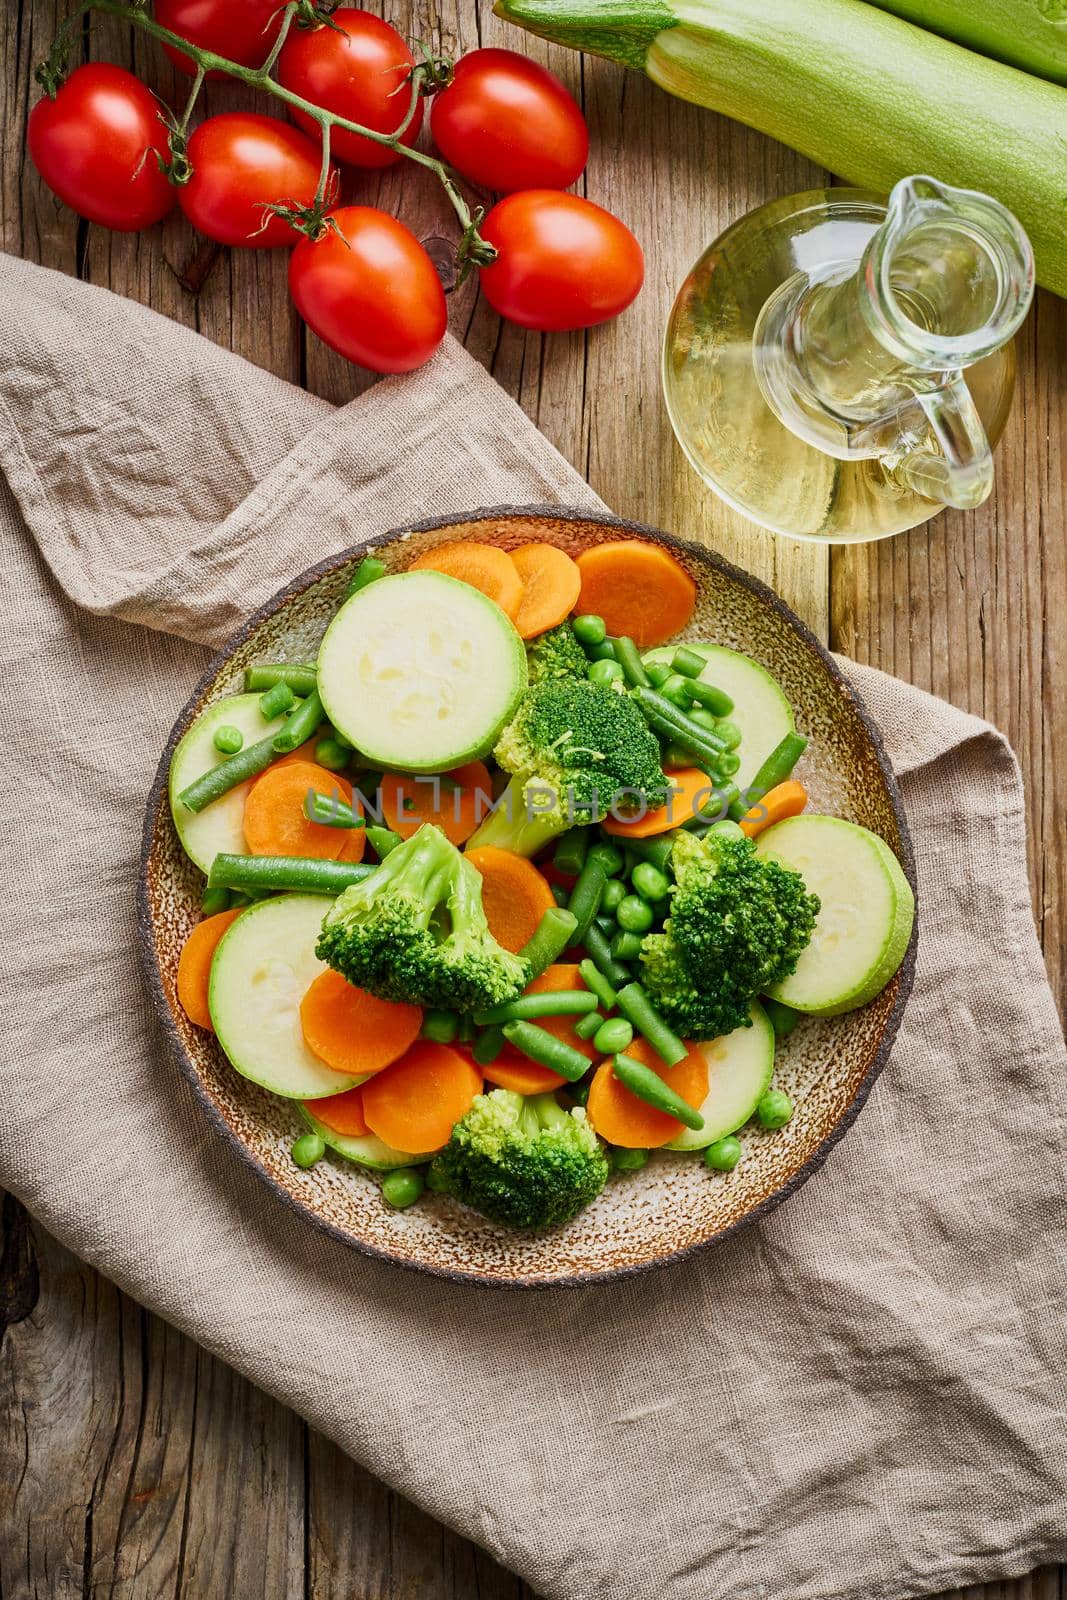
[1,253,1064,1600]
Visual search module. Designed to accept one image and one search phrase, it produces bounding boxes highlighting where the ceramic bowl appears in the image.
[139,507,917,1287]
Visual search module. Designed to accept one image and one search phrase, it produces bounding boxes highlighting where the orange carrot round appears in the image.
[408,541,522,619]
[380,761,491,847]
[586,1036,708,1148]
[362,1041,483,1153]
[300,970,422,1078]
[243,760,361,861]
[464,846,556,953]
[509,542,582,639]
[602,768,713,838]
[575,540,696,648]
[176,909,242,1030]
[483,963,597,1093]
[305,1086,369,1138]
[739,780,809,838]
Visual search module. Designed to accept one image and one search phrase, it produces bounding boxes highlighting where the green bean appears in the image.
[594,1017,633,1055]
[631,862,671,903]
[714,750,741,779]
[745,732,809,800]
[314,737,351,773]
[645,661,672,689]
[207,853,373,895]
[381,1168,424,1208]
[259,680,296,720]
[568,1080,591,1107]
[762,997,801,1037]
[680,783,741,830]
[714,718,743,750]
[670,646,707,680]
[475,989,597,1026]
[574,1010,606,1040]
[458,1013,475,1044]
[291,1132,326,1169]
[178,733,281,813]
[553,827,589,878]
[681,677,734,717]
[660,673,693,708]
[551,883,570,908]
[304,789,365,828]
[272,688,326,755]
[422,1009,460,1043]
[213,724,244,755]
[615,982,687,1066]
[366,824,402,859]
[517,907,579,982]
[244,663,317,696]
[200,885,232,916]
[572,614,606,647]
[687,706,720,734]
[610,930,645,962]
[614,635,651,688]
[612,1053,704,1129]
[632,688,728,768]
[578,958,617,1012]
[617,894,654,934]
[500,1022,590,1082]
[612,1146,648,1171]
[346,556,387,598]
[567,856,608,943]
[583,923,632,989]
[588,841,625,877]
[626,833,677,873]
[472,1026,505,1066]
[595,914,618,937]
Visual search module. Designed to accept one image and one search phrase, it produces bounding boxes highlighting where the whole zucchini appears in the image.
[494,0,1067,298]
[862,0,1066,87]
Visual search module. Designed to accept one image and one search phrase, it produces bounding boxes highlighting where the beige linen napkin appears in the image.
[1,252,1065,1600]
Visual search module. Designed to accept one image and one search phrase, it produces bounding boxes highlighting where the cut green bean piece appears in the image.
[366,824,402,859]
[567,856,608,943]
[627,833,677,873]
[670,646,707,680]
[200,885,232,916]
[500,1022,590,1082]
[553,827,590,878]
[578,957,617,1012]
[612,1053,704,1129]
[574,1010,606,1040]
[715,750,741,778]
[682,677,734,717]
[517,906,579,982]
[345,556,386,597]
[612,1146,648,1171]
[304,789,365,828]
[314,737,351,773]
[475,990,597,1026]
[632,687,728,768]
[614,635,651,688]
[583,923,632,990]
[645,661,672,689]
[422,1009,460,1043]
[568,1080,591,1107]
[588,841,625,877]
[610,930,645,962]
[615,982,687,1066]
[744,732,809,802]
[244,663,317,696]
[178,733,281,814]
[259,680,296,720]
[207,853,373,895]
[594,1017,633,1055]
[551,883,570,908]
[472,1026,505,1066]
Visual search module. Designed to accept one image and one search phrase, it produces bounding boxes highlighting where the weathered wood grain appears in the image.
[1,0,1063,1594]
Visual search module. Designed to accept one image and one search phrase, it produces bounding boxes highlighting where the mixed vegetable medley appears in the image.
[169,534,915,1230]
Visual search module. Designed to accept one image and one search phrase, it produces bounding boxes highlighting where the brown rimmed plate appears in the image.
[139,507,917,1287]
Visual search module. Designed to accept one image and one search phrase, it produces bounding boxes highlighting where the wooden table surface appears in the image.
[2,1,1064,1595]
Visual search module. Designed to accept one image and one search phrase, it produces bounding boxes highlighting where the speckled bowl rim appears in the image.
[138,505,918,1290]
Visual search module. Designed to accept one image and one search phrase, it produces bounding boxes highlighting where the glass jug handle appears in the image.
[896,375,994,512]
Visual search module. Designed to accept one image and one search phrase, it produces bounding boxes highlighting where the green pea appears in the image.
[593,1017,633,1055]
[756,1089,794,1129]
[611,930,645,962]
[314,737,350,772]
[589,658,625,686]
[631,862,671,903]
[422,1009,459,1043]
[715,719,743,750]
[600,877,626,913]
[588,841,625,877]
[687,706,720,733]
[660,673,692,708]
[572,613,607,647]
[705,1135,742,1172]
[709,818,746,841]
[586,639,618,662]
[612,1147,648,1172]
[617,894,654,934]
[291,1132,325,1169]
[213,724,244,755]
[574,1010,606,1040]
[381,1168,425,1208]
[715,750,741,778]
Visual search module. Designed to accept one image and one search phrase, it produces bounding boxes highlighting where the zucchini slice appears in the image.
[665,1002,776,1151]
[299,1107,434,1170]
[643,642,794,791]
[169,693,286,873]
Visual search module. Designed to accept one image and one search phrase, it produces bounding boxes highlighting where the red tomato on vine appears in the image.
[478,191,644,332]
[153,0,282,76]
[277,9,422,170]
[180,113,336,248]
[28,63,176,232]
[289,206,447,373]
[430,48,588,194]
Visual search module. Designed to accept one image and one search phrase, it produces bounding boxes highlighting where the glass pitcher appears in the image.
[662,175,1035,543]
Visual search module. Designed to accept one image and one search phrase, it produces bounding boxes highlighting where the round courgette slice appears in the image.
[643,642,794,791]
[665,1002,776,1151]
[168,693,286,873]
[298,1107,434,1170]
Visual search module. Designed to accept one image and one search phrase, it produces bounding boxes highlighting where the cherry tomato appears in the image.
[277,10,422,170]
[289,206,447,374]
[180,114,336,248]
[430,48,587,194]
[28,63,175,232]
[479,191,643,332]
[154,0,282,76]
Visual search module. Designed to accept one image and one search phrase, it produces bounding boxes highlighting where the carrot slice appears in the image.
[602,768,713,838]
[575,540,697,648]
[381,761,491,847]
[739,780,809,838]
[176,909,242,1031]
[483,963,597,1093]
[586,1035,708,1148]
[243,760,361,861]
[272,737,319,768]
[306,1085,369,1138]
[464,846,556,953]
[300,970,422,1077]
[362,1041,483,1153]
[408,541,522,620]
[510,542,582,639]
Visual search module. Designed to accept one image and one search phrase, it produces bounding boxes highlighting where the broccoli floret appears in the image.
[525,623,589,684]
[640,828,819,1039]
[316,824,526,1012]
[430,1089,609,1228]
[466,678,669,857]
